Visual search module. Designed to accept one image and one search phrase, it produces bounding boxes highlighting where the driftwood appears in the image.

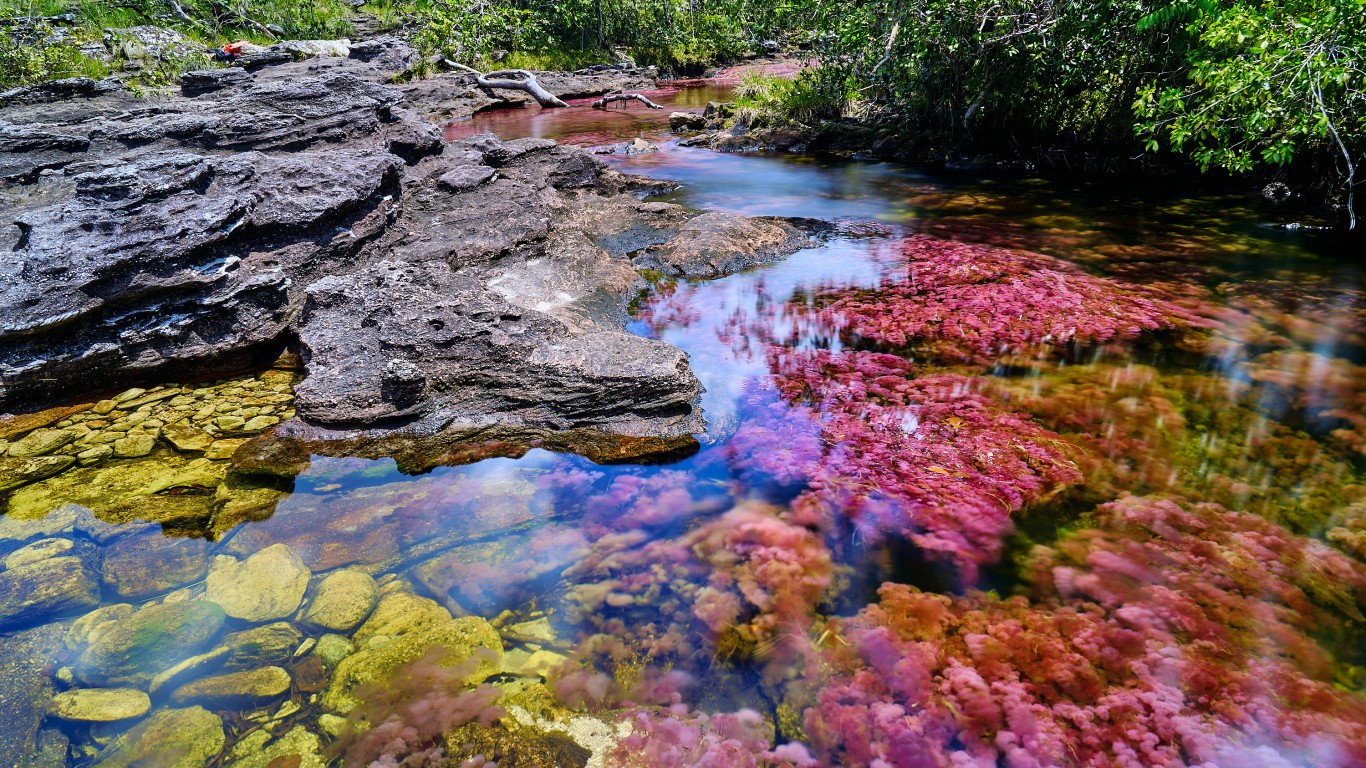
[591,93,664,111]
[444,61,569,108]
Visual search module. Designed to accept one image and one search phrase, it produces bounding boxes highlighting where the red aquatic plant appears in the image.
[811,236,1187,366]
[725,349,1082,584]
[560,502,837,665]
[805,495,1366,768]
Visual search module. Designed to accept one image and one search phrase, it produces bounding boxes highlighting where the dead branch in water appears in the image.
[443,61,569,108]
[592,93,664,110]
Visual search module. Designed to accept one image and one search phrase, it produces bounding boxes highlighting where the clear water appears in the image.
[4,82,1365,766]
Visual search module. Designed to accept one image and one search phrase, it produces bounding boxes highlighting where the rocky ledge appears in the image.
[0,52,811,465]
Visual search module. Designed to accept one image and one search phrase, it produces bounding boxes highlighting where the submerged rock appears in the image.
[0,555,101,630]
[219,622,303,670]
[204,544,310,622]
[100,533,210,600]
[322,606,502,713]
[170,665,291,707]
[302,569,378,631]
[225,725,325,768]
[3,536,77,569]
[65,604,135,652]
[95,706,224,768]
[3,454,226,529]
[311,633,355,670]
[161,422,215,453]
[0,620,70,768]
[48,688,151,722]
[73,600,226,687]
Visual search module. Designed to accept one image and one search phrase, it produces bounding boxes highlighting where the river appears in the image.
[3,78,1365,766]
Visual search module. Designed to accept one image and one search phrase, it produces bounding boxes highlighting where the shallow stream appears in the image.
[3,79,1365,766]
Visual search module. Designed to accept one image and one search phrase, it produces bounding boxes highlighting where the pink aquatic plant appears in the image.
[805,495,1366,768]
[725,349,1082,584]
[811,236,1187,366]
[611,706,816,768]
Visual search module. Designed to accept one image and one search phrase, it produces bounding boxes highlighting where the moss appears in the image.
[446,724,592,768]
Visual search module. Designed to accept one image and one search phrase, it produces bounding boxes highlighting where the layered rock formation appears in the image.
[0,53,806,465]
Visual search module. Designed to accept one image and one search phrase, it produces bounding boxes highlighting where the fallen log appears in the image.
[592,93,664,110]
[443,61,569,108]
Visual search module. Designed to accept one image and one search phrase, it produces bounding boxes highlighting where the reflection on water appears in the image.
[443,81,736,146]
[3,90,1366,766]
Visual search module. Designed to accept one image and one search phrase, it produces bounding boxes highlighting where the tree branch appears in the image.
[592,93,664,110]
[444,61,569,108]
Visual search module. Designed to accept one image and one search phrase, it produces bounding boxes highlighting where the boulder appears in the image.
[311,633,355,670]
[302,569,378,631]
[107,26,201,65]
[669,111,707,131]
[276,39,351,58]
[73,601,226,687]
[48,688,151,722]
[112,434,158,458]
[94,706,224,768]
[204,544,310,622]
[0,556,101,630]
[170,666,291,708]
[384,106,443,161]
[352,592,451,644]
[294,259,702,439]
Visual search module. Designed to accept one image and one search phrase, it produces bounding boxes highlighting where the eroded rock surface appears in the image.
[0,50,828,468]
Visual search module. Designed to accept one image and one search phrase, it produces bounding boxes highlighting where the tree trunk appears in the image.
[445,62,569,108]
